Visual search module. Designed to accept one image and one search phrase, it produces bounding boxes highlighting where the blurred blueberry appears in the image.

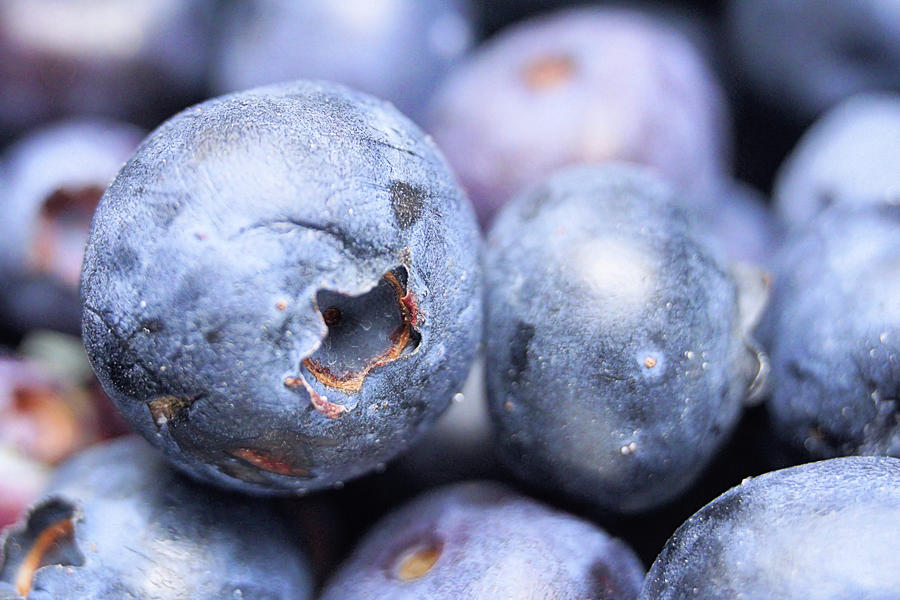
[484,164,769,514]
[211,0,474,124]
[765,204,900,459]
[321,481,645,599]
[0,436,313,599]
[773,93,900,230]
[428,6,731,226]
[80,80,482,495]
[0,0,214,134]
[728,0,900,119]
[0,448,48,531]
[640,456,900,599]
[0,119,143,334]
[692,181,781,267]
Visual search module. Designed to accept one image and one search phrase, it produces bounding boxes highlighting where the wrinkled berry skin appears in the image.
[80,80,482,495]
[0,0,213,134]
[765,205,900,459]
[640,457,900,599]
[485,165,766,514]
[728,0,900,119]
[773,94,900,230]
[321,481,645,600]
[0,436,313,599]
[211,0,473,123]
[0,119,143,334]
[428,6,730,225]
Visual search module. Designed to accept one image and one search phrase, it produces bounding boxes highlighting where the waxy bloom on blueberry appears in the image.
[80,80,482,495]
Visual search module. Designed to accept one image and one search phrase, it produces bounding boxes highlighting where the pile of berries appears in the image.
[1,1,898,598]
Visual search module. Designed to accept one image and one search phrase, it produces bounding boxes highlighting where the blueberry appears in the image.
[692,181,782,266]
[484,164,769,513]
[211,0,473,124]
[728,0,900,119]
[428,6,730,225]
[764,204,900,459]
[320,481,645,599]
[0,119,143,335]
[80,80,482,495]
[0,0,214,134]
[640,456,900,599]
[0,436,313,599]
[0,449,48,531]
[773,93,900,230]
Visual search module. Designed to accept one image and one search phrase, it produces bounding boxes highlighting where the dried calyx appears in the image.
[0,499,84,596]
[303,267,421,394]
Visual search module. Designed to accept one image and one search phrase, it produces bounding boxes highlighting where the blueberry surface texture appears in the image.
[640,456,900,599]
[320,481,645,600]
[765,204,900,459]
[80,80,482,495]
[728,0,900,119]
[211,0,473,123]
[773,93,900,230]
[428,6,730,225]
[0,119,143,334]
[0,436,313,599]
[484,164,768,514]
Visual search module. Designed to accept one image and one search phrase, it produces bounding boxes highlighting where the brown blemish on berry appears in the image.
[504,400,515,412]
[230,448,310,477]
[522,54,576,91]
[148,395,195,428]
[302,270,420,393]
[30,185,105,287]
[285,376,347,419]
[644,356,658,369]
[394,540,443,581]
[390,181,426,229]
[14,518,74,596]
[275,300,288,311]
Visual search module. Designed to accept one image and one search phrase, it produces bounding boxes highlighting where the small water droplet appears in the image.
[452,393,464,403]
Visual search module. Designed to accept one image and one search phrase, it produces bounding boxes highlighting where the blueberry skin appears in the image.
[728,0,900,119]
[428,6,731,225]
[211,0,473,124]
[640,456,900,599]
[765,205,900,459]
[80,80,482,495]
[0,119,143,334]
[321,481,645,600]
[773,93,900,230]
[0,436,313,600]
[485,164,767,514]
[0,0,214,134]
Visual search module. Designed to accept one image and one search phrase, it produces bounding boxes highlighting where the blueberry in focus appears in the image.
[80,80,482,495]
[0,0,214,134]
[640,456,900,599]
[211,0,474,124]
[764,204,900,459]
[0,119,143,335]
[428,5,731,225]
[728,0,900,119]
[485,164,769,514]
[773,93,900,230]
[320,481,645,600]
[0,436,313,599]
